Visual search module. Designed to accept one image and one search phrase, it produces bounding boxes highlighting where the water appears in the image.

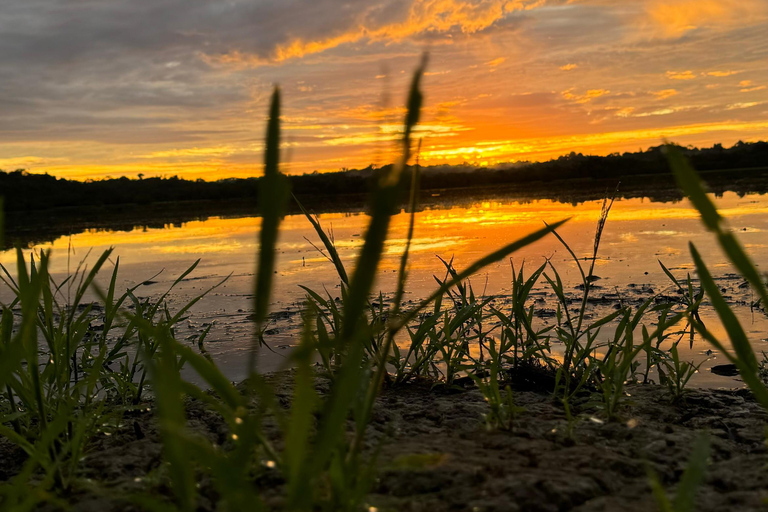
[4,190,768,387]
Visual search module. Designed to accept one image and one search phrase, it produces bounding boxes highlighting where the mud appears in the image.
[4,373,768,511]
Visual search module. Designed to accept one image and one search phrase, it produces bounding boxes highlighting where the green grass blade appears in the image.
[672,433,710,512]
[667,144,768,307]
[392,164,420,316]
[658,259,682,291]
[70,248,113,315]
[169,341,243,409]
[691,319,768,410]
[285,308,320,510]
[666,145,721,231]
[715,232,768,309]
[342,61,426,340]
[254,87,291,331]
[395,219,568,330]
[294,196,349,285]
[147,326,196,511]
[690,243,757,371]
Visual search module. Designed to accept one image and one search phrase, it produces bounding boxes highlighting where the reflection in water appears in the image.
[4,191,768,387]
[7,171,768,251]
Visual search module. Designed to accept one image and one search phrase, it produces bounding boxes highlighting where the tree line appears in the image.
[1,141,767,213]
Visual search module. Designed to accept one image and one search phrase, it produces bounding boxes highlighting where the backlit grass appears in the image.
[0,61,758,511]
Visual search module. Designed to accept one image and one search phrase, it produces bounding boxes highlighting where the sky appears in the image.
[1,0,767,181]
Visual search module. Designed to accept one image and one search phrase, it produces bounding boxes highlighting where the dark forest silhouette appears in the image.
[2,141,768,249]
[2,141,767,212]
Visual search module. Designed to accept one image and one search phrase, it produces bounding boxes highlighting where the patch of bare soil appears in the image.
[3,375,768,511]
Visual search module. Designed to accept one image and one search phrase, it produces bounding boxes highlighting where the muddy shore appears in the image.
[4,370,768,511]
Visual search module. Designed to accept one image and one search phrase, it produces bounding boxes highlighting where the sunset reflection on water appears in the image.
[4,190,768,386]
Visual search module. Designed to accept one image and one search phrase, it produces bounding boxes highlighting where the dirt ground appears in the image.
[3,373,768,511]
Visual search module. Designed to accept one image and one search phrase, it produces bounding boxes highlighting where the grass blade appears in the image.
[672,433,710,512]
[395,219,568,330]
[252,87,291,369]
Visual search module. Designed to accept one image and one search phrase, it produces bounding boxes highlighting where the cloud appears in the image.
[666,70,696,80]
[652,89,678,100]
[634,108,676,117]
[204,0,541,67]
[141,146,243,159]
[562,88,611,104]
[707,70,741,77]
[2,0,768,179]
[726,102,762,110]
[645,0,768,38]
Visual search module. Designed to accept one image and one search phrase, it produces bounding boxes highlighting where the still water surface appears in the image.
[4,191,768,387]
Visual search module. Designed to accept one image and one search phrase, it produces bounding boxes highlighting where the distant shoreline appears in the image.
[2,141,767,213]
[5,163,768,251]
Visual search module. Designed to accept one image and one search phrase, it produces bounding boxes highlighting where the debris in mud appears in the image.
[711,364,740,377]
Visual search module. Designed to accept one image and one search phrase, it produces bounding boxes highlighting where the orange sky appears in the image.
[1,0,767,181]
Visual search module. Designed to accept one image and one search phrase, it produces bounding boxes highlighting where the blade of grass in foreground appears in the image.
[689,243,768,410]
[672,433,710,512]
[342,56,426,341]
[148,326,195,512]
[251,87,291,371]
[284,307,320,509]
[351,153,422,459]
[304,61,428,492]
[667,145,768,410]
[667,144,768,310]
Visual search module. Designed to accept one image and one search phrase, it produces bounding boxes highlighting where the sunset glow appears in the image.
[1,0,767,180]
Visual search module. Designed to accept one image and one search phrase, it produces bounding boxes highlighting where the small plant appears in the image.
[658,342,702,402]
[470,337,525,431]
[0,244,220,507]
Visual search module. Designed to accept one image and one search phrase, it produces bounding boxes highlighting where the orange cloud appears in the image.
[202,0,543,68]
[634,108,677,117]
[726,102,761,110]
[666,70,696,80]
[419,120,768,165]
[652,89,678,99]
[646,0,768,38]
[562,88,610,104]
[142,146,241,159]
[707,70,741,77]
[559,63,578,71]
